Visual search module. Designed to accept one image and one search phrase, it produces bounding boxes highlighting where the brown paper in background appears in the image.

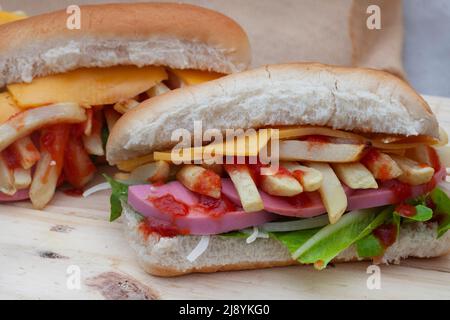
[3,0,404,76]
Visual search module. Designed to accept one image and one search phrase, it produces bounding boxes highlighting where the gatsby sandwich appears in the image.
[0,3,250,208]
[106,63,450,276]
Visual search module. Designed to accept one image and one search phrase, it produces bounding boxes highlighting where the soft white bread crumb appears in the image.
[122,203,450,277]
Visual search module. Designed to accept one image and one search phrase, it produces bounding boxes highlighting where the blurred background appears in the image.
[2,0,449,97]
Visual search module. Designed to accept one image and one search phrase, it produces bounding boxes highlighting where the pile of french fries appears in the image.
[0,80,176,209]
[116,126,448,224]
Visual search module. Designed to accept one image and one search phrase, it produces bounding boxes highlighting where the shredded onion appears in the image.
[261,215,329,232]
[187,236,210,262]
[246,227,259,244]
[82,182,111,197]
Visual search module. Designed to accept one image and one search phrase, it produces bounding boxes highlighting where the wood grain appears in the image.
[0,95,449,300]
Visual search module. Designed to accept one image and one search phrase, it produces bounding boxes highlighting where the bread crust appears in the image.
[0,2,251,86]
[122,203,450,277]
[107,63,438,164]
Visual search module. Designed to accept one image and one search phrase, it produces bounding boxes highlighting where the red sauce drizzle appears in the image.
[148,194,189,216]
[388,180,412,203]
[394,203,416,217]
[2,147,21,169]
[63,188,84,197]
[304,135,330,143]
[195,194,236,217]
[138,220,189,238]
[192,169,221,196]
[373,224,397,249]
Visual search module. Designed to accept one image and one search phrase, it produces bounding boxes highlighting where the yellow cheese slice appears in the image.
[7,66,168,108]
[153,129,274,162]
[116,154,155,172]
[0,92,21,123]
[170,69,224,85]
[0,11,26,25]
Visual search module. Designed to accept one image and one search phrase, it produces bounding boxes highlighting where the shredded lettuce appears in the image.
[104,174,128,222]
[431,188,450,237]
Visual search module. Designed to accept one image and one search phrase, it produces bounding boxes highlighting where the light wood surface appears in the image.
[0,96,449,300]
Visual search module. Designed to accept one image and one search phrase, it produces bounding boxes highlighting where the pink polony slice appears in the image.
[222,179,354,217]
[0,189,29,202]
[222,166,447,217]
[128,182,277,235]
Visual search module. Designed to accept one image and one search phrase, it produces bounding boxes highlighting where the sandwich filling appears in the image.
[0,60,222,208]
[106,126,450,269]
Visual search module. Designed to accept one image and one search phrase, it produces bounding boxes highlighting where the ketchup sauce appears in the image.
[138,220,189,239]
[195,194,236,217]
[373,224,397,249]
[394,203,416,217]
[148,194,189,216]
[2,147,21,169]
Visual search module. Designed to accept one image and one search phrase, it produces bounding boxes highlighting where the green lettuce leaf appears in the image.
[270,228,320,253]
[394,204,433,222]
[430,188,450,237]
[104,174,128,222]
[272,208,384,270]
[356,233,384,258]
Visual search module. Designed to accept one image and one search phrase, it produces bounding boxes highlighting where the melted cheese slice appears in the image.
[0,92,21,123]
[7,66,168,108]
[153,129,274,163]
[0,11,26,25]
[170,69,224,85]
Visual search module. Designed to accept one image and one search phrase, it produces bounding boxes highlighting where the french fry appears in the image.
[82,110,104,156]
[434,146,450,168]
[0,103,86,153]
[29,152,59,209]
[104,108,121,132]
[13,167,31,189]
[224,164,264,212]
[0,154,16,195]
[332,162,378,189]
[146,83,171,97]
[9,136,40,169]
[114,172,131,181]
[390,155,435,186]
[201,163,224,176]
[177,165,221,199]
[113,99,139,114]
[279,140,366,163]
[82,108,94,136]
[306,162,347,224]
[130,161,170,183]
[260,171,303,197]
[30,125,70,209]
[281,161,323,191]
[361,149,403,180]
[64,133,96,189]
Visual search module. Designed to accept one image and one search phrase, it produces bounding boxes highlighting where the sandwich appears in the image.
[105,63,450,276]
[0,3,250,209]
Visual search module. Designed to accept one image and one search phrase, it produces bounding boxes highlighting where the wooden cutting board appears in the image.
[1,95,449,300]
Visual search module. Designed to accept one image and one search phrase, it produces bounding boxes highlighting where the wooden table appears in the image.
[1,96,449,300]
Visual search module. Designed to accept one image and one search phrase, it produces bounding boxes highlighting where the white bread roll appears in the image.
[122,203,450,277]
[107,63,438,164]
[0,3,251,87]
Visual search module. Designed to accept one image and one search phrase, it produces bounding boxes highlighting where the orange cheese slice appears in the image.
[0,92,21,124]
[153,129,274,163]
[170,69,224,85]
[7,66,168,108]
[0,11,26,25]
